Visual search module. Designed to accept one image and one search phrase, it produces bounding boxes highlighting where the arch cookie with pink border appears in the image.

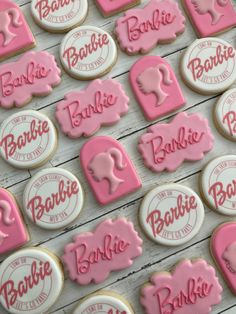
[60,25,117,80]
[214,89,236,141]
[0,247,64,314]
[114,0,185,55]
[183,0,236,38]
[181,38,236,95]
[95,0,140,17]
[80,136,142,205]
[62,218,143,285]
[129,56,185,121]
[140,259,222,314]
[200,155,236,216]
[139,184,205,246]
[23,168,84,230]
[0,110,57,169]
[56,79,129,138]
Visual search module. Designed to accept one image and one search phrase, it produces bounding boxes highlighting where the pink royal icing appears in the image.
[56,79,129,138]
[80,136,142,205]
[140,259,222,314]
[0,188,28,254]
[95,0,140,17]
[62,218,143,285]
[0,51,61,108]
[115,0,185,55]
[129,56,185,121]
[0,0,35,60]
[138,112,214,172]
[183,0,236,37]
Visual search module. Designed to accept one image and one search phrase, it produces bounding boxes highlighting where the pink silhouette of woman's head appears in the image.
[88,148,127,194]
[223,241,236,273]
[192,0,229,25]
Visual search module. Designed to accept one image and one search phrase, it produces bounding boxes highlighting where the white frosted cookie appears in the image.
[214,89,236,141]
[23,168,84,229]
[200,155,236,216]
[60,25,117,80]
[0,247,64,314]
[31,0,88,33]
[181,38,236,95]
[139,184,205,246]
[0,110,57,169]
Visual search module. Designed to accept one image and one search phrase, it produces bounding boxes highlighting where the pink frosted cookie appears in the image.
[129,56,185,121]
[183,0,236,38]
[138,112,214,173]
[80,136,141,205]
[115,0,185,55]
[140,259,222,314]
[0,188,29,255]
[0,0,35,61]
[95,0,140,17]
[62,218,143,285]
[0,51,61,108]
[56,79,129,138]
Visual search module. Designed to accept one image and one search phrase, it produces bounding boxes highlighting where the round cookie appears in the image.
[0,110,57,169]
[181,38,236,95]
[139,184,205,246]
[23,168,84,229]
[73,291,134,314]
[31,0,88,33]
[0,247,64,314]
[200,155,236,216]
[214,89,236,141]
[60,25,117,80]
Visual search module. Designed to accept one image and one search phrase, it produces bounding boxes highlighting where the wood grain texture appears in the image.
[0,1,236,313]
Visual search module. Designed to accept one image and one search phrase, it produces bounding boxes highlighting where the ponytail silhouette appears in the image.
[0,8,22,47]
[0,200,15,245]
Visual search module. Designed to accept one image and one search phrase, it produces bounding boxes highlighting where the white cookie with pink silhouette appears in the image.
[80,136,142,205]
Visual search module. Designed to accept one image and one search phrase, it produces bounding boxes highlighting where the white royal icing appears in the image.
[201,155,236,216]
[0,247,64,314]
[0,110,57,169]
[139,184,205,246]
[181,38,236,94]
[23,168,84,229]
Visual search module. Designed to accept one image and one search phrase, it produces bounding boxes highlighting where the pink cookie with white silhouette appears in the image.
[183,0,236,37]
[95,0,140,17]
[0,188,29,255]
[0,0,35,61]
[211,222,236,295]
[130,56,185,121]
[80,136,141,205]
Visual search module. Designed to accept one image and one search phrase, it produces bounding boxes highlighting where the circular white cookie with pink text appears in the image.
[139,184,205,246]
[23,168,84,229]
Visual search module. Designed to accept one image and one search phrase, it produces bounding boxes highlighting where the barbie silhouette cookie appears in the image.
[183,0,236,37]
[80,136,141,205]
[0,188,29,254]
[130,56,185,121]
[95,0,140,17]
[0,0,35,61]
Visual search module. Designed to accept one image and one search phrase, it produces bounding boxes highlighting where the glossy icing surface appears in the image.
[96,0,140,17]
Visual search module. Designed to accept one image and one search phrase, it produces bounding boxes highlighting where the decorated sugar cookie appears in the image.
[0,51,61,108]
[0,247,64,314]
[73,291,134,314]
[80,136,142,205]
[214,89,236,141]
[31,0,88,33]
[0,110,57,169]
[60,26,117,80]
[23,168,84,229]
[129,56,185,121]
[181,38,236,95]
[140,259,222,314]
[200,155,236,216]
[62,218,143,285]
[95,0,140,17]
[115,0,185,55]
[56,79,129,138]
[139,184,205,246]
[183,0,236,38]
[138,112,214,173]
[0,0,35,61]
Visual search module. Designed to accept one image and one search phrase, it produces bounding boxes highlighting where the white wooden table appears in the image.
[0,1,236,313]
